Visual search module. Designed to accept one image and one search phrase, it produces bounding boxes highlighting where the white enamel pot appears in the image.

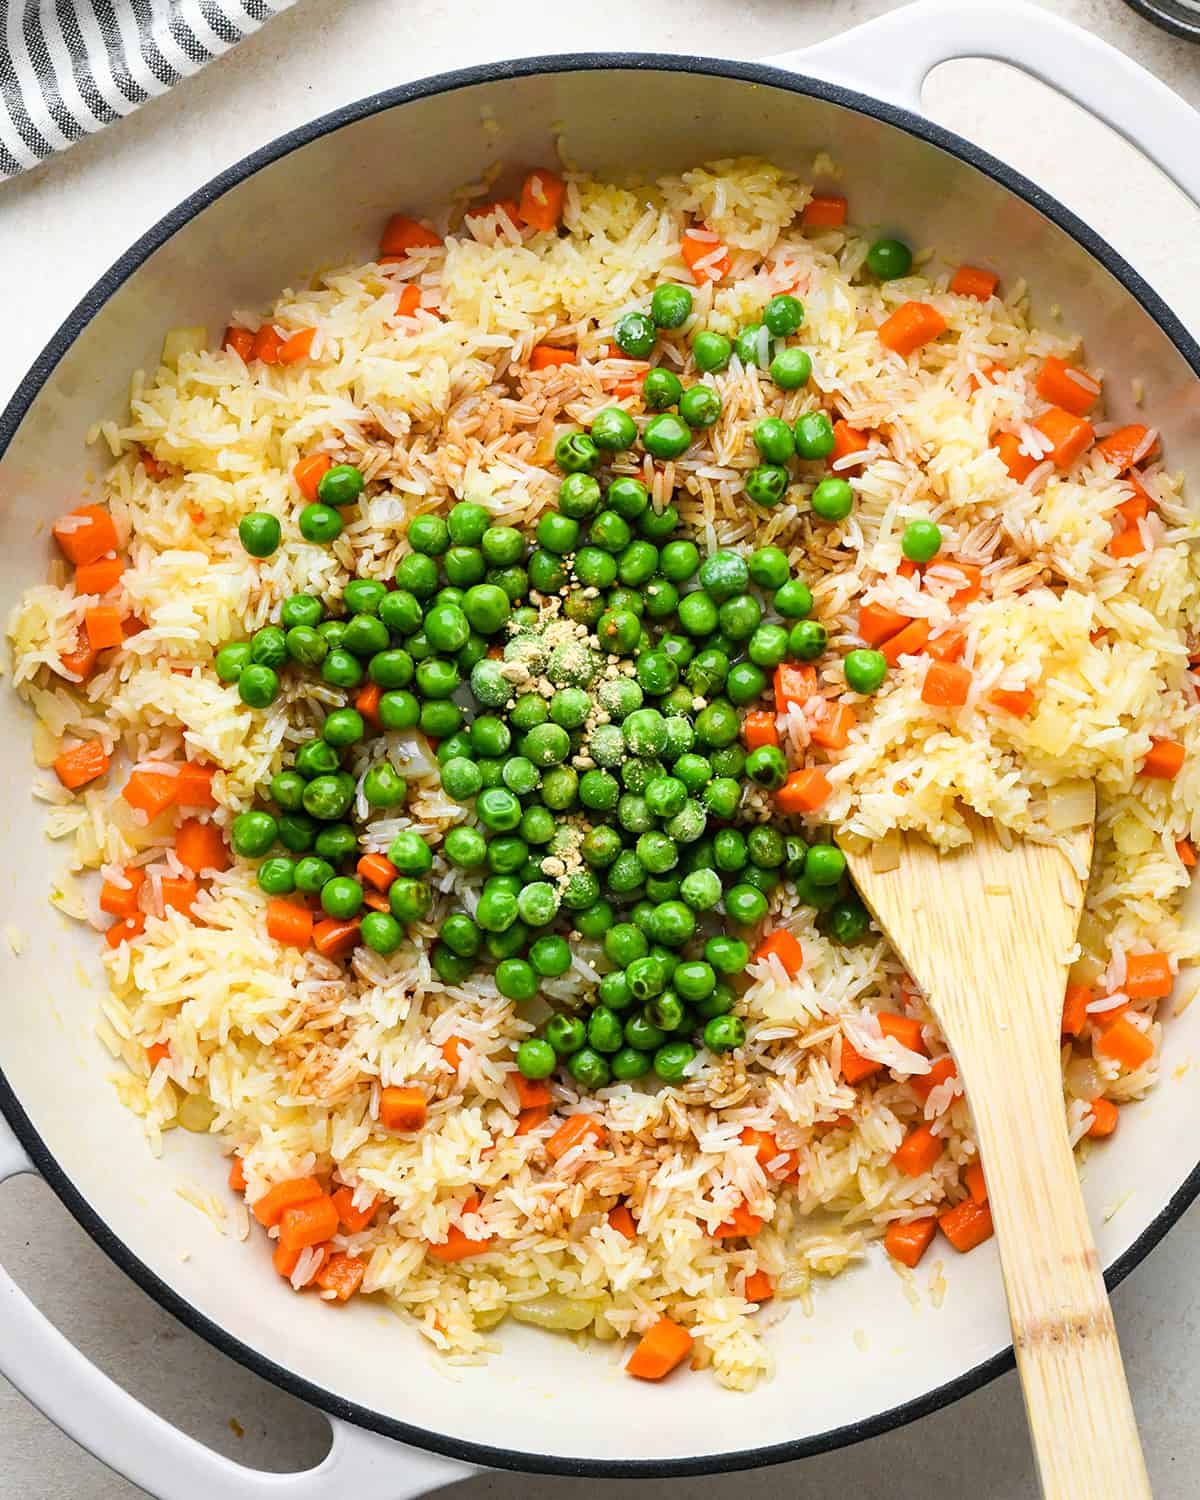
[3,2,1200,1494]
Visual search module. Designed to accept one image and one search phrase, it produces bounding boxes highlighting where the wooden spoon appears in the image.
[844,813,1151,1498]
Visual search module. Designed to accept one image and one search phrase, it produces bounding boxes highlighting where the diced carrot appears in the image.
[380,214,442,257]
[741,709,780,750]
[893,1122,943,1177]
[1034,406,1094,468]
[293,453,331,502]
[1095,424,1157,473]
[175,762,217,807]
[922,659,972,708]
[466,197,521,229]
[58,638,99,680]
[879,1012,927,1055]
[122,768,177,819]
[754,929,804,977]
[943,562,982,608]
[265,899,312,948]
[75,556,125,595]
[896,558,920,580]
[252,1176,324,1228]
[1124,951,1173,1001]
[427,1200,494,1262]
[394,284,423,318]
[332,1185,380,1235]
[515,1105,550,1135]
[1178,838,1197,868]
[884,1216,937,1268]
[357,853,398,891]
[801,194,847,228]
[910,1054,957,1102]
[223,326,255,361]
[810,700,855,750]
[441,1035,468,1069]
[379,1086,427,1132]
[1108,525,1146,560]
[353,682,383,731]
[739,1126,798,1178]
[626,1317,693,1380]
[54,739,110,790]
[514,1075,552,1112]
[228,1156,247,1193]
[680,230,730,284]
[100,868,145,918]
[964,1160,988,1205]
[1096,1016,1155,1070]
[608,1204,638,1240]
[530,344,576,370]
[361,889,391,914]
[145,1041,171,1068]
[949,265,998,300]
[1087,1098,1119,1138]
[316,1252,366,1302]
[831,420,871,466]
[939,1198,994,1252]
[1061,983,1093,1039]
[775,768,832,814]
[105,915,146,948]
[773,661,816,709]
[53,505,119,566]
[279,327,317,365]
[1115,492,1149,530]
[743,1269,774,1303]
[989,686,1035,718]
[251,325,283,365]
[313,917,361,958]
[1036,356,1100,417]
[176,818,229,875]
[993,432,1039,483]
[546,1113,605,1162]
[839,1031,881,1085]
[160,875,200,917]
[858,602,910,647]
[878,302,947,358]
[1140,738,1184,780]
[880,618,931,666]
[925,631,966,663]
[967,361,1007,393]
[279,1195,340,1253]
[517,170,565,232]
[273,1240,330,1283]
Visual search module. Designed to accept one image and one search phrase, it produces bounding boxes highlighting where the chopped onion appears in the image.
[1046,779,1095,831]
[836,828,870,856]
[178,1093,217,1133]
[1065,1057,1102,1101]
[870,828,902,873]
[511,1295,598,1332]
[161,327,207,369]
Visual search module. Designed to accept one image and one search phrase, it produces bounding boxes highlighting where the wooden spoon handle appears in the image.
[956,1020,1151,1498]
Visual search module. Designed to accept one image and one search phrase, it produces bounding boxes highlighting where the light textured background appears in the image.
[3,0,1200,1495]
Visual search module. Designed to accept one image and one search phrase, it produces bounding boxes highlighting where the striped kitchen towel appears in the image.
[0,0,296,180]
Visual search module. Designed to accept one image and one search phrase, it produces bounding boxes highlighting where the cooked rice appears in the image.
[10,156,1199,1390]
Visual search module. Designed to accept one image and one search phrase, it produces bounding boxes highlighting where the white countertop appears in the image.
[3,0,1200,1495]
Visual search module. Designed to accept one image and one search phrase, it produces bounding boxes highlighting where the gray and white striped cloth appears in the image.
[1,0,295,180]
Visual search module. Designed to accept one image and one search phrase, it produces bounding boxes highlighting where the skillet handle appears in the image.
[768,0,1200,207]
[0,1119,470,1500]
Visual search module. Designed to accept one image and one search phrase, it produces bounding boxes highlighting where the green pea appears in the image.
[774,577,815,619]
[606,848,647,895]
[643,368,683,411]
[591,407,638,452]
[770,346,812,390]
[704,935,748,976]
[214,642,251,682]
[748,622,790,668]
[614,310,656,358]
[585,1006,623,1054]
[545,1015,586,1056]
[317,464,364,508]
[422,604,468,655]
[581,825,622,869]
[298,503,343,543]
[321,875,363,918]
[530,934,571,976]
[440,828,484,871]
[388,877,431,925]
[282,626,324,669]
[673,752,712,792]
[574,899,614,940]
[519,805,555,846]
[238,664,279,708]
[277,812,317,853]
[658,540,699,582]
[680,867,722,911]
[719,593,762,641]
[788,619,828,659]
[727,662,766,706]
[651,283,694,329]
[747,826,785,868]
[763,293,804,337]
[610,1046,651,1080]
[321,648,363,689]
[436,757,479,803]
[361,911,404,955]
[902,519,943,563]
[725,883,768,925]
[866,237,913,280]
[844,648,887,694]
[829,898,870,944]
[344,579,387,614]
[477,786,522,832]
[415,658,460,700]
[567,1046,610,1089]
[395,553,440,598]
[709,744,746,778]
[679,384,721,429]
[648,991,684,1032]
[256,856,296,895]
[442,546,485,588]
[432,944,473,984]
[745,744,789,790]
[805,843,847,887]
[362,763,405,807]
[378,589,423,636]
[513,1037,554,1080]
[295,855,335,893]
[316,620,347,650]
[313,824,357,863]
[692,329,732,372]
[753,417,796,464]
[280,594,323,630]
[239,511,281,558]
[638,503,679,540]
[642,413,692,460]
[675,591,715,638]
[745,464,789,507]
[653,1040,695,1082]
[624,1011,666,1052]
[735,324,774,369]
[302,774,352,821]
[510,692,549,732]
[649,899,695,949]
[448,500,489,546]
[810,476,854,522]
[794,410,836,460]
[321,708,364,748]
[558,472,602,520]
[406,513,449,557]
[695,699,740,746]
[703,1014,745,1052]
[714,828,748,872]
[520,722,569,768]
[377,690,418,730]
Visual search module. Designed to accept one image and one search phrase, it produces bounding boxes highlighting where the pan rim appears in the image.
[2,48,1199,1480]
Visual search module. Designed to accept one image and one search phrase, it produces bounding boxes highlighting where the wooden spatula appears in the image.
[844,813,1151,1498]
